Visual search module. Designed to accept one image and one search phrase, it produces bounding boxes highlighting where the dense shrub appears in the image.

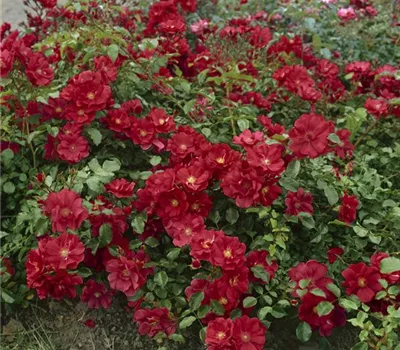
[1,0,400,349]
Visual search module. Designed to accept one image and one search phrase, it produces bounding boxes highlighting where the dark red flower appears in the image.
[288,114,334,159]
[246,250,278,283]
[232,315,266,350]
[106,255,149,297]
[205,144,240,177]
[327,247,344,264]
[44,189,88,233]
[84,319,96,328]
[258,181,282,207]
[157,188,188,219]
[43,233,84,269]
[0,49,14,78]
[258,116,285,137]
[205,317,235,349]
[105,178,135,198]
[106,109,131,133]
[81,280,112,309]
[218,266,249,300]
[338,194,359,223]
[56,134,89,164]
[232,129,264,148]
[333,129,354,159]
[25,53,54,86]
[285,188,314,216]
[246,143,285,175]
[147,108,176,133]
[167,131,196,160]
[370,252,399,284]
[129,118,156,150]
[164,214,205,247]
[94,55,118,83]
[121,99,142,115]
[176,164,210,192]
[190,229,224,262]
[364,98,389,119]
[342,263,382,303]
[211,235,246,270]
[133,307,177,337]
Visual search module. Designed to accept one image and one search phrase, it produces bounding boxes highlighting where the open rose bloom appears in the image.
[1,0,399,349]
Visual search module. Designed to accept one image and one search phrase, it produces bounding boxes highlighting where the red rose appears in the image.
[232,315,266,350]
[56,134,90,164]
[333,129,354,159]
[342,263,382,303]
[84,319,96,328]
[147,108,176,133]
[25,53,54,86]
[259,181,282,207]
[94,55,118,83]
[187,192,213,217]
[129,118,156,150]
[167,131,196,159]
[338,194,359,223]
[327,247,344,264]
[81,280,112,309]
[205,317,235,349]
[134,307,177,337]
[43,233,85,270]
[246,250,278,283]
[105,178,135,198]
[121,99,142,115]
[190,229,224,262]
[364,98,389,119]
[205,144,240,178]
[211,235,246,270]
[157,188,188,219]
[289,260,333,297]
[232,129,264,148]
[371,252,399,284]
[106,255,148,297]
[246,143,285,175]
[288,113,334,159]
[285,188,314,216]
[218,266,249,300]
[0,49,14,78]
[106,109,131,133]
[164,214,205,247]
[176,164,210,192]
[258,116,285,136]
[44,189,89,233]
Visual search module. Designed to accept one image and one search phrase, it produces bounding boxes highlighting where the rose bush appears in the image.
[1,0,400,349]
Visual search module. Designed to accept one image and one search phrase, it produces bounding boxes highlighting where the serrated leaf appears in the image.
[179,316,196,329]
[296,322,312,342]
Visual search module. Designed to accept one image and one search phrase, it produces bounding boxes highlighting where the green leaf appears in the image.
[131,214,147,234]
[251,266,270,283]
[243,296,257,308]
[149,156,162,166]
[77,267,92,278]
[351,342,369,350]
[226,208,239,224]
[299,279,310,289]
[87,128,102,146]
[179,316,196,329]
[327,284,341,298]
[107,44,119,62]
[103,159,121,173]
[316,301,334,316]
[237,119,250,132]
[271,306,286,318]
[324,185,339,205]
[300,215,315,229]
[285,160,300,178]
[296,322,312,342]
[145,237,159,247]
[99,224,113,247]
[169,334,185,343]
[211,300,225,316]
[339,298,358,310]
[2,182,15,194]
[189,292,204,311]
[197,304,211,318]
[380,257,400,274]
[154,271,168,287]
[1,289,15,303]
[258,306,272,320]
[1,149,14,165]
[311,288,326,298]
[167,248,180,261]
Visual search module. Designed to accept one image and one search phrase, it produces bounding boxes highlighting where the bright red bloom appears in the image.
[249,26,272,48]
[56,134,89,164]
[289,260,333,297]
[205,144,240,177]
[134,307,177,337]
[211,235,246,270]
[327,247,344,264]
[145,169,175,200]
[285,188,314,216]
[25,53,54,86]
[316,59,339,78]
[364,98,390,119]
[370,252,399,284]
[338,194,359,223]
[185,278,210,304]
[42,270,83,300]
[246,250,278,283]
[288,114,334,159]
[157,188,188,219]
[232,315,266,350]
[106,255,149,297]
[44,189,89,233]
[129,118,156,150]
[105,178,135,198]
[258,181,282,207]
[190,229,224,262]
[164,214,205,247]
[342,263,382,303]
[60,71,113,113]
[43,233,84,270]
[0,49,14,77]
[246,143,285,175]
[81,280,112,309]
[106,109,131,133]
[205,317,234,350]
[167,131,196,159]
[121,99,142,115]
[176,164,210,192]
[232,129,264,148]
[187,192,213,217]
[218,266,249,300]
[147,108,176,133]
[258,116,285,137]
[84,319,96,328]
[221,161,263,208]
[94,55,118,83]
